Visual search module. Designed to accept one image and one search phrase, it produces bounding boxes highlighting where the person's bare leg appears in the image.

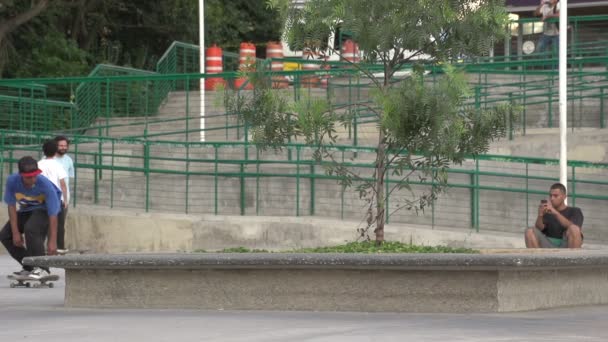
[566,225,583,248]
[525,228,540,248]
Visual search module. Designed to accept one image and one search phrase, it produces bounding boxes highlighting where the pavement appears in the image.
[1,255,608,341]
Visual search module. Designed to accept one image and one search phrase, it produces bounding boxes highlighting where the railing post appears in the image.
[601,86,605,129]
[110,140,115,209]
[94,151,99,205]
[239,144,246,216]
[548,78,553,128]
[310,162,315,216]
[256,148,260,216]
[73,142,78,208]
[296,147,300,216]
[509,92,514,140]
[470,159,480,231]
[186,75,190,142]
[144,141,150,212]
[571,165,576,207]
[385,168,390,224]
[185,143,190,214]
[105,78,111,136]
[214,144,218,215]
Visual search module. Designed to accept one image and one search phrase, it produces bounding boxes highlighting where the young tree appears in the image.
[227,0,515,244]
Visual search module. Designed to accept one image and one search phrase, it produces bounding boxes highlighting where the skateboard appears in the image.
[7,274,60,288]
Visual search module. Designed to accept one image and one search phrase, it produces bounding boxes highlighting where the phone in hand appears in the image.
[540,199,547,204]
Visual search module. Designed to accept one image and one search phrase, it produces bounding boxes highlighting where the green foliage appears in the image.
[198,242,478,254]
[270,0,508,66]
[9,30,89,78]
[292,241,478,254]
[206,0,282,51]
[238,0,516,243]
[1,0,282,78]
[220,247,271,253]
[381,66,513,163]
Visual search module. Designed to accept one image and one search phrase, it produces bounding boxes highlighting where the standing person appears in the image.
[525,183,584,248]
[39,140,68,253]
[0,156,61,279]
[54,135,74,252]
[535,0,560,54]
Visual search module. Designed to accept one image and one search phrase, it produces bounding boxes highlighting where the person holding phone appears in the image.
[525,183,584,248]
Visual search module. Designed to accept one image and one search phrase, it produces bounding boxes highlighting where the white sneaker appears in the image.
[12,269,31,276]
[57,249,69,255]
[29,267,50,279]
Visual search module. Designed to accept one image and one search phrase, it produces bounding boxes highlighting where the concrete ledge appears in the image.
[25,251,608,313]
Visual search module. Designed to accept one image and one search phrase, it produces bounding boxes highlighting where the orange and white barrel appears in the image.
[302,49,320,88]
[340,39,360,65]
[267,41,288,89]
[205,45,225,91]
[234,42,256,90]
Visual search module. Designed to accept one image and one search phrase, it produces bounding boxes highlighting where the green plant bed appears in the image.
[196,242,478,254]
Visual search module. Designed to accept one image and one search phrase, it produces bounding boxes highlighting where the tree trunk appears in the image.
[374,129,386,245]
[0,0,49,56]
[373,65,392,245]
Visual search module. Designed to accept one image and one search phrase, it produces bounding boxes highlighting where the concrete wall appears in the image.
[0,206,539,254]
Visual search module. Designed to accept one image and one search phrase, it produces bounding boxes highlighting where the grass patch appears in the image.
[194,241,478,254]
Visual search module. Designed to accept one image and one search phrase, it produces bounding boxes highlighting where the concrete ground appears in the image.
[1,255,608,341]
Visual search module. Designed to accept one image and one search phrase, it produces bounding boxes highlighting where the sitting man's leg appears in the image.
[525,227,556,248]
[564,225,583,248]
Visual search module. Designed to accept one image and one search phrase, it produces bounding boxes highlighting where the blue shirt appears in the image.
[54,154,74,185]
[3,174,62,216]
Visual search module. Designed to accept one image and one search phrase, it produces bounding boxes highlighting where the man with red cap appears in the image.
[0,156,61,279]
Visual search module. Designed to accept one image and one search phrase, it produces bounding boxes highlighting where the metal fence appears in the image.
[1,131,608,241]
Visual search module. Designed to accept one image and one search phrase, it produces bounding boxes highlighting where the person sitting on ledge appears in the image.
[525,183,583,248]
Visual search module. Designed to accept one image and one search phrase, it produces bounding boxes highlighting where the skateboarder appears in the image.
[0,156,61,279]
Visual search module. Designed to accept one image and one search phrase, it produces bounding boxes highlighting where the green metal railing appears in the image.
[1,130,608,240]
[74,64,161,133]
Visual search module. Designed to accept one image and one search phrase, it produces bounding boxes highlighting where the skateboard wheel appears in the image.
[10,283,15,288]
[25,282,31,288]
[48,283,54,288]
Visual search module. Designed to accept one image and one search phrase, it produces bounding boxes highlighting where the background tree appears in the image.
[226,0,516,244]
[0,0,50,76]
[1,0,282,78]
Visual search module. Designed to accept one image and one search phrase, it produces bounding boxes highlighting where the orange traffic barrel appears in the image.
[234,42,256,90]
[340,39,360,65]
[205,45,225,91]
[266,41,288,89]
[302,49,320,88]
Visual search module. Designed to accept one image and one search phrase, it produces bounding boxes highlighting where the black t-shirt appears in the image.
[542,207,584,239]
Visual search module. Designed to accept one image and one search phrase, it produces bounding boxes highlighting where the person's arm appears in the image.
[534,4,543,16]
[567,208,584,229]
[535,204,546,230]
[42,180,60,255]
[546,205,574,229]
[59,179,68,208]
[3,178,21,246]
[8,205,23,247]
